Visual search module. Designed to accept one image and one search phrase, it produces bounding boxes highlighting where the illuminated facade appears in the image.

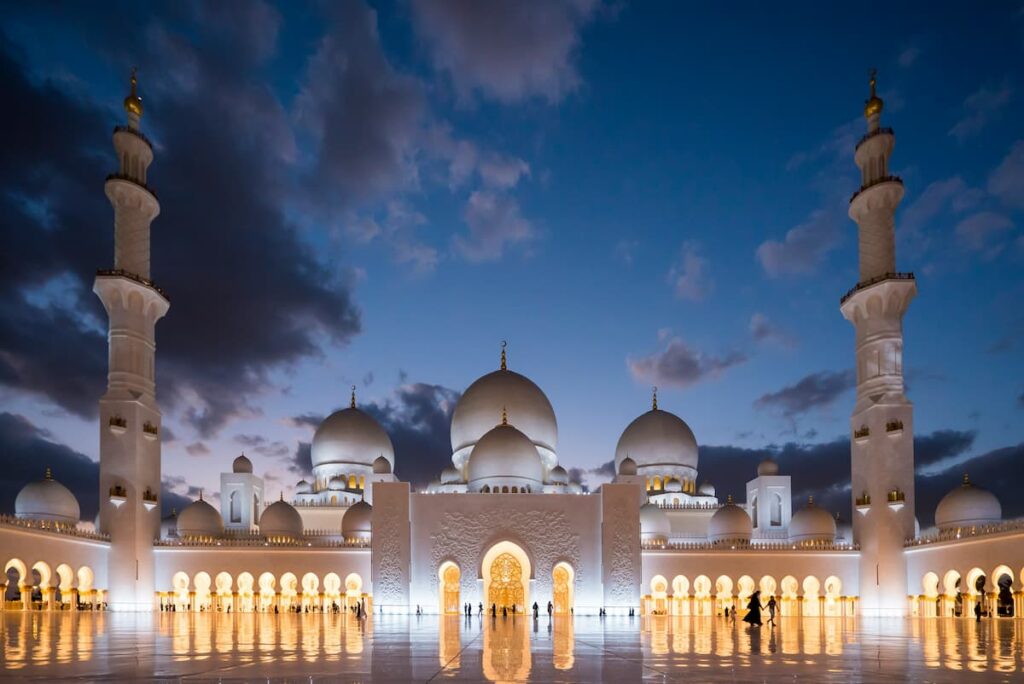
[2,73,1024,622]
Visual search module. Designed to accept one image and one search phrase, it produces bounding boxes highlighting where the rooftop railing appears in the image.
[95,268,168,299]
[0,514,109,542]
[644,538,859,551]
[155,535,370,548]
[906,519,1024,547]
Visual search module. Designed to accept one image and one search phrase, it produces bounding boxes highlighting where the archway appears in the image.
[552,563,574,615]
[759,575,777,597]
[344,572,363,609]
[324,573,342,611]
[482,541,531,614]
[5,559,28,610]
[171,571,190,611]
[55,564,74,607]
[252,572,270,612]
[280,572,299,610]
[301,573,320,610]
[942,570,962,617]
[781,575,799,617]
[693,575,712,615]
[993,565,1014,617]
[439,562,461,614]
[714,575,733,616]
[824,576,843,616]
[802,576,821,617]
[649,575,668,615]
[193,572,212,612]
[671,575,689,615]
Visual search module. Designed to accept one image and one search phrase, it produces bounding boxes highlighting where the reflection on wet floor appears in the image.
[1,612,1022,681]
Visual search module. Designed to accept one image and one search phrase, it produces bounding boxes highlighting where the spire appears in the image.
[808,495,815,505]
[500,340,507,371]
[652,386,658,411]
[726,494,734,505]
[501,405,508,426]
[350,385,357,409]
[279,491,284,502]
[199,488,204,502]
[44,466,52,480]
[123,67,143,122]
[864,68,883,120]
[963,472,971,486]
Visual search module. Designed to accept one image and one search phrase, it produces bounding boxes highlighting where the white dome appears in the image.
[466,422,544,492]
[373,455,392,474]
[665,478,683,493]
[935,475,1002,530]
[440,466,462,485]
[232,454,253,473]
[177,498,223,539]
[698,482,716,497]
[614,407,698,472]
[451,366,557,471]
[640,502,670,542]
[342,500,373,540]
[619,456,638,476]
[259,499,303,540]
[14,470,80,524]
[789,498,836,542]
[708,499,752,544]
[548,465,569,485]
[294,479,312,495]
[327,476,346,491]
[757,458,779,476]
[312,406,395,470]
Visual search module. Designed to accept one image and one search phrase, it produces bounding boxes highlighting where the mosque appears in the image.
[2,72,1023,621]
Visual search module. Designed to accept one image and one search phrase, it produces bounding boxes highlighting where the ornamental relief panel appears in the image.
[373,503,407,602]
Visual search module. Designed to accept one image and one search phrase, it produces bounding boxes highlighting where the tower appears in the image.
[94,70,169,611]
[840,71,916,616]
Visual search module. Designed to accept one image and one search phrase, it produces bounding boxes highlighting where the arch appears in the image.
[215,571,232,595]
[241,572,259,593]
[552,562,574,615]
[76,566,94,592]
[229,490,240,523]
[993,565,1015,617]
[966,567,987,595]
[942,569,961,596]
[737,575,756,601]
[55,564,74,592]
[671,575,689,597]
[344,572,362,597]
[992,565,1014,590]
[693,575,712,597]
[323,573,342,608]
[824,576,842,598]
[750,495,758,527]
[301,572,320,595]
[714,575,733,598]
[770,493,783,526]
[759,575,777,596]
[802,575,820,597]
[193,571,212,611]
[482,541,531,613]
[31,560,52,588]
[781,575,799,598]
[922,572,940,597]
[280,572,299,610]
[439,562,461,614]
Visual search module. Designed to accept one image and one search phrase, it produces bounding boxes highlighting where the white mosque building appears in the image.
[2,72,1023,621]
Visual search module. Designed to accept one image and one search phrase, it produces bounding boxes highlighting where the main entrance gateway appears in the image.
[482,541,531,614]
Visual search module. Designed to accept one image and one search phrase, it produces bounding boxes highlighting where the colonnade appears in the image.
[642,574,854,618]
[2,558,102,611]
[159,570,369,613]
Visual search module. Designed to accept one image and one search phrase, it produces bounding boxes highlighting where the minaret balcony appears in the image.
[142,488,159,512]
[95,268,169,300]
[105,173,159,201]
[855,493,871,515]
[108,415,128,435]
[853,426,870,443]
[113,125,153,149]
[849,174,903,204]
[142,421,159,440]
[887,489,905,512]
[854,127,894,152]
[886,420,904,436]
[840,271,915,305]
[109,485,128,508]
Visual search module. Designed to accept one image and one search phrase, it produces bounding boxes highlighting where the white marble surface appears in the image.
[1,612,1022,681]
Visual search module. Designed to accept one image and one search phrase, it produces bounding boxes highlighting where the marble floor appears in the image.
[1,612,1022,682]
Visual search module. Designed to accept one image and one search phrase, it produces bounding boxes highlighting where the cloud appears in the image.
[627,337,746,389]
[288,441,313,478]
[614,239,640,266]
[749,313,797,349]
[754,370,855,418]
[900,176,980,248]
[453,190,535,261]
[756,210,841,277]
[918,441,1024,525]
[0,10,363,437]
[410,0,600,104]
[185,442,211,457]
[668,242,712,301]
[954,211,1014,253]
[988,140,1024,210]
[898,46,921,68]
[948,82,1013,141]
[233,433,290,459]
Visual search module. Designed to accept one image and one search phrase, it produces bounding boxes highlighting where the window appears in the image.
[750,495,758,528]
[771,493,783,526]
[229,491,240,523]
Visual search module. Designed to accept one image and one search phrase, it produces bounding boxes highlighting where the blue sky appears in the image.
[0,1,1022,521]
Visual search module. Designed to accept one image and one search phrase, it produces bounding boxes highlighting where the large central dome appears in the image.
[614,406,698,472]
[451,354,557,470]
[312,405,395,470]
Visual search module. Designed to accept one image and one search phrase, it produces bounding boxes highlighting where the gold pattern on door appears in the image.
[443,565,461,614]
[553,565,570,614]
[488,552,524,610]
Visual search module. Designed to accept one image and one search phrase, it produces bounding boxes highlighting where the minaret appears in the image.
[94,70,169,611]
[840,71,916,617]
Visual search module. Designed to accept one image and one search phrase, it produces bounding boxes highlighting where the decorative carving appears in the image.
[373,503,407,602]
[605,497,639,604]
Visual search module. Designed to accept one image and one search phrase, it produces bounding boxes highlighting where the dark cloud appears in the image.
[749,313,797,349]
[410,0,601,104]
[754,370,854,418]
[0,6,362,438]
[184,442,211,457]
[289,441,313,478]
[234,433,290,459]
[756,209,842,277]
[628,337,746,389]
[920,443,1024,523]
[287,414,324,430]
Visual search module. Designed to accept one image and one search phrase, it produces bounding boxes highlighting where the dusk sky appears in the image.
[1,1,1022,525]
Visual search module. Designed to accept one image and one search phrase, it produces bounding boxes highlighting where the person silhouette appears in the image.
[766,596,777,627]
[743,590,763,627]
[533,601,539,618]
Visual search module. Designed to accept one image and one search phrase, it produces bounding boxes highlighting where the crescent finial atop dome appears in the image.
[500,340,507,371]
[350,385,357,409]
[864,68,883,119]
[652,386,658,411]
[124,67,143,118]
[45,466,53,480]
[501,405,508,426]
[963,472,970,485]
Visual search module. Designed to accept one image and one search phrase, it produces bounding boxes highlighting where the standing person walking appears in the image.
[766,595,777,627]
[743,590,763,628]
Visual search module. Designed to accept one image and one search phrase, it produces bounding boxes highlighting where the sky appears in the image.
[0,0,1022,526]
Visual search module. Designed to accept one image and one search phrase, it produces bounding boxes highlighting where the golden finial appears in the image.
[350,385,357,409]
[963,472,971,485]
[864,68,883,119]
[500,340,507,371]
[170,507,177,516]
[652,386,658,411]
[44,466,52,480]
[279,491,284,502]
[808,495,815,505]
[199,489,204,502]
[501,405,508,425]
[726,494,733,505]
[124,67,143,118]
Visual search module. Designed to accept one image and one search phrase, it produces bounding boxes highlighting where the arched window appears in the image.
[750,495,758,528]
[770,493,783,526]
[229,491,240,523]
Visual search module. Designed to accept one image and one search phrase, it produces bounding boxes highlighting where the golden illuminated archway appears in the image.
[442,563,461,614]
[553,563,574,615]
[489,553,524,610]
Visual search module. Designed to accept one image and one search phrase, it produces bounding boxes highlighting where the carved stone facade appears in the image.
[602,483,642,608]
[371,482,410,607]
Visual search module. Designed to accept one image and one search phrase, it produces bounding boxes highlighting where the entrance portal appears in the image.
[442,563,461,614]
[482,541,531,614]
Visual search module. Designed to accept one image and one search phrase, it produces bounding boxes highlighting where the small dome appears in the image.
[440,466,462,485]
[640,501,670,542]
[161,509,178,539]
[177,497,223,539]
[708,498,752,544]
[466,422,544,492]
[312,405,395,471]
[451,363,558,471]
[548,465,569,485]
[232,454,253,473]
[698,482,715,497]
[373,455,392,474]
[757,458,779,476]
[614,407,698,472]
[935,475,1002,530]
[568,482,583,494]
[14,469,80,524]
[664,478,683,493]
[327,476,346,491]
[259,498,303,540]
[294,479,312,495]
[789,498,836,543]
[342,500,373,540]
[619,456,638,476]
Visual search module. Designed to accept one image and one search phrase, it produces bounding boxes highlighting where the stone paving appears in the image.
[1,612,1022,681]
